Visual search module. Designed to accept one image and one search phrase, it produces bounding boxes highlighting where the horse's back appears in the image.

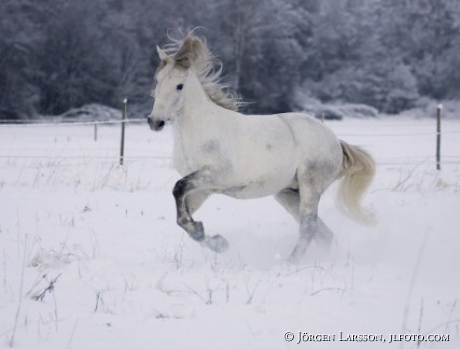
[276,112,343,181]
[231,111,342,167]
[272,112,341,156]
[231,111,342,188]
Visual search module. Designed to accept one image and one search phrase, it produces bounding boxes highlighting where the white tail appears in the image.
[337,140,376,225]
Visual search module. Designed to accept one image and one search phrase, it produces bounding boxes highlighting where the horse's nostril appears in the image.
[148,117,166,131]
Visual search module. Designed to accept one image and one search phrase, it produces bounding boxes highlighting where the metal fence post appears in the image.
[436,104,442,170]
[120,99,127,165]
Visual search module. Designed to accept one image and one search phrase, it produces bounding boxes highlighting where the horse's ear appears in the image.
[174,36,197,69]
[157,46,172,64]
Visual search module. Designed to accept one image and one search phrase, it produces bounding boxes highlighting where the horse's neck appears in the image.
[173,73,219,134]
[172,76,215,163]
[171,73,222,170]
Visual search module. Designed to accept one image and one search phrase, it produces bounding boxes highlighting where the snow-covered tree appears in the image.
[1,0,460,118]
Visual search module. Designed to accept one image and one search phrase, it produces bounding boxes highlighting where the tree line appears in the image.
[1,0,459,119]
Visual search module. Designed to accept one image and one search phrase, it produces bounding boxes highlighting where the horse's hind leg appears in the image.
[277,161,337,261]
[288,184,320,261]
[315,218,334,249]
[275,189,334,250]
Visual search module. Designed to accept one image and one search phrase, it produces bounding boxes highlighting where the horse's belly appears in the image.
[219,185,276,199]
[217,171,295,199]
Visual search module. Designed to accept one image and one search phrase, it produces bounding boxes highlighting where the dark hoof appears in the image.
[203,234,229,253]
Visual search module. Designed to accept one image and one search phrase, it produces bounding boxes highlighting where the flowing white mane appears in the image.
[157,31,242,111]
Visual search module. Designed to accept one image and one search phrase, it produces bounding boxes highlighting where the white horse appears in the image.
[148,32,375,261]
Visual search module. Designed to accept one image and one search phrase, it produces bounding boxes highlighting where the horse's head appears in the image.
[148,31,240,131]
[148,35,203,131]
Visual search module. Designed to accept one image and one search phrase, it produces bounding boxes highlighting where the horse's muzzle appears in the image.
[147,116,165,131]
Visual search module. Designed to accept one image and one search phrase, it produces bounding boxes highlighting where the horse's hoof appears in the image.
[204,234,229,253]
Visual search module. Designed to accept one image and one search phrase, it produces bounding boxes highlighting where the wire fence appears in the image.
[1,117,460,133]
[0,117,459,168]
[337,129,460,136]
[0,118,145,127]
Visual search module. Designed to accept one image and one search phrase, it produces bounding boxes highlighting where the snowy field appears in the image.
[0,118,459,349]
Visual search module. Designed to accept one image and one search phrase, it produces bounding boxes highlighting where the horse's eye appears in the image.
[176,84,184,91]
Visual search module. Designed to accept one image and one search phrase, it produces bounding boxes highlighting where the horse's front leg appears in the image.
[172,168,229,253]
[173,175,206,242]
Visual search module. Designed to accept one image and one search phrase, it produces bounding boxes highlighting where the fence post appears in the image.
[120,98,127,165]
[436,104,442,170]
[94,123,98,141]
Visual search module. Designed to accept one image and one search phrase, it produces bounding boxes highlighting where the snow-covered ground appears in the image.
[0,118,459,349]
